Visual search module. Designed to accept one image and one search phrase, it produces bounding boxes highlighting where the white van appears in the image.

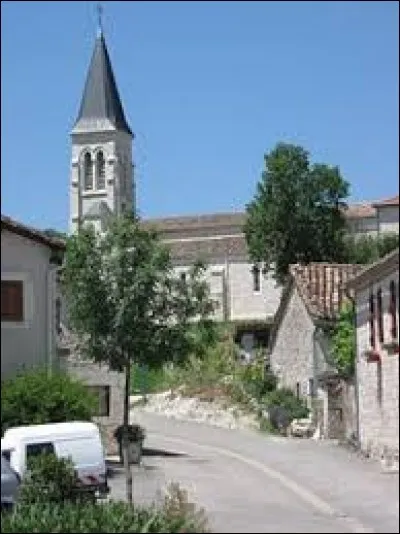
[1,421,109,499]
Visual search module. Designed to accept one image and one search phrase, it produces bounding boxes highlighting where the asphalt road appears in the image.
[107,411,399,533]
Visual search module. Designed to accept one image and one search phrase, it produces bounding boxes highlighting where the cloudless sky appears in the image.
[1,1,399,231]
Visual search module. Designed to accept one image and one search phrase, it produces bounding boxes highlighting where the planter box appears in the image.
[363,349,381,363]
[118,441,143,465]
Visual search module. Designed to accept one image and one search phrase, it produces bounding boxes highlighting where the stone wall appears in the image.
[355,269,399,463]
[63,356,124,456]
[269,286,315,398]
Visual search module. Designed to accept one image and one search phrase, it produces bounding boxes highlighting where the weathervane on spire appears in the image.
[96,3,103,36]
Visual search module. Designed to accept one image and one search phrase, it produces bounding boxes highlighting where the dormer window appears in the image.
[83,152,93,190]
[96,151,106,190]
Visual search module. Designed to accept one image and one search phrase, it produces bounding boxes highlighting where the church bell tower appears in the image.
[69,17,135,233]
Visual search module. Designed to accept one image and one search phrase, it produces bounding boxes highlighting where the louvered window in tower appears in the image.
[83,152,93,190]
[96,151,106,190]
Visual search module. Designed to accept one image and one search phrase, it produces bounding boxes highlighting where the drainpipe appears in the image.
[346,293,360,449]
[224,255,230,322]
[312,327,320,432]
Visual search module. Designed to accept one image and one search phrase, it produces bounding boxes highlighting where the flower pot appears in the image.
[364,350,381,363]
[118,440,143,465]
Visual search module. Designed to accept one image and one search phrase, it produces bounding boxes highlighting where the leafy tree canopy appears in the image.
[61,215,215,372]
[244,143,350,284]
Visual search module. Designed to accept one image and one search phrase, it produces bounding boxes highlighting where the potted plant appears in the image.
[113,424,146,465]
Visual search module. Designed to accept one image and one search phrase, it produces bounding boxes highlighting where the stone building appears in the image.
[345,196,399,236]
[142,213,282,357]
[268,262,364,439]
[347,249,399,468]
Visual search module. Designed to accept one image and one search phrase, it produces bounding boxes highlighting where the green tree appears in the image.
[61,214,214,504]
[331,300,356,377]
[344,232,399,265]
[244,143,350,284]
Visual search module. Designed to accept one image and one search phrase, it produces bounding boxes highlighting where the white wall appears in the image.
[228,262,282,321]
[377,206,399,235]
[347,216,378,236]
[174,259,282,323]
[1,230,58,379]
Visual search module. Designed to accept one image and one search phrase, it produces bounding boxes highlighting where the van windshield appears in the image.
[55,437,103,467]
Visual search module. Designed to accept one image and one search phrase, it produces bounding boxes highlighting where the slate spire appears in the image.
[73,26,132,135]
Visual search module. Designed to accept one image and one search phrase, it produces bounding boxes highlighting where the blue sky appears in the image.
[1,1,399,231]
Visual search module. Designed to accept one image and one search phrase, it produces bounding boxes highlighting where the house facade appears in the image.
[347,249,399,466]
[268,262,364,439]
[1,216,65,379]
[345,196,399,236]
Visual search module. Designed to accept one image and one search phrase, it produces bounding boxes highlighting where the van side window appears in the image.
[1,450,11,463]
[26,442,55,459]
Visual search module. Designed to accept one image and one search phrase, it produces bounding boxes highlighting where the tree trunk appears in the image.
[123,363,133,505]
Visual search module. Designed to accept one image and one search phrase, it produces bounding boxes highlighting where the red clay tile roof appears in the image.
[143,200,385,234]
[290,263,365,320]
[165,235,248,262]
[142,212,246,239]
[372,195,399,207]
[343,203,376,219]
[347,248,399,291]
[1,215,65,251]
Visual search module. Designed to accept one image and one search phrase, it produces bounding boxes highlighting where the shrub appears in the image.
[2,483,210,533]
[331,300,356,377]
[262,387,309,430]
[3,454,209,533]
[235,352,277,401]
[1,500,209,533]
[1,368,96,434]
[18,454,80,505]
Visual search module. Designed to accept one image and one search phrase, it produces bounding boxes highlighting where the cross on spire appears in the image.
[97,3,103,36]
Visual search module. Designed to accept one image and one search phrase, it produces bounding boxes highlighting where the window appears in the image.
[377,288,384,344]
[26,442,55,459]
[369,292,376,348]
[389,280,398,340]
[1,280,23,322]
[96,151,106,190]
[252,265,261,292]
[86,385,110,416]
[83,152,93,190]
